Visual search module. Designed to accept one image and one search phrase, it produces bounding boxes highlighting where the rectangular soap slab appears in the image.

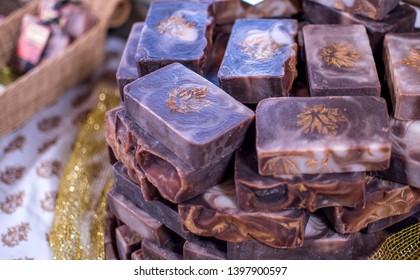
[135,1,214,76]
[142,238,184,260]
[309,0,400,20]
[183,240,227,260]
[235,144,366,212]
[116,22,143,101]
[106,108,233,203]
[324,176,420,234]
[302,1,416,54]
[218,19,298,103]
[256,96,391,175]
[178,179,308,249]
[303,24,380,97]
[383,33,420,120]
[115,224,142,260]
[125,63,255,169]
[375,117,420,188]
[107,188,172,245]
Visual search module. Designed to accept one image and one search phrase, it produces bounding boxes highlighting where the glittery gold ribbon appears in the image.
[49,85,120,260]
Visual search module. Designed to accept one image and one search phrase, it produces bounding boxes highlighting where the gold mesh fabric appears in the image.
[49,86,119,260]
[370,222,420,260]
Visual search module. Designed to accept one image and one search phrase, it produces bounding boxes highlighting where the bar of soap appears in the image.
[242,0,301,19]
[178,179,307,249]
[302,1,416,54]
[183,240,227,260]
[324,176,420,234]
[375,117,420,188]
[116,23,143,100]
[211,0,243,25]
[104,212,118,260]
[309,0,400,20]
[115,224,142,260]
[235,144,366,212]
[256,96,391,175]
[131,249,144,260]
[125,63,254,169]
[106,108,233,203]
[107,188,172,245]
[142,238,184,260]
[204,25,230,86]
[218,19,298,103]
[135,1,214,76]
[383,33,420,120]
[303,24,380,97]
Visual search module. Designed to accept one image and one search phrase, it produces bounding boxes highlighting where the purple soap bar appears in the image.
[107,188,172,245]
[256,96,391,175]
[178,179,307,249]
[142,238,184,260]
[218,19,298,103]
[302,1,416,54]
[309,0,400,20]
[383,33,420,120]
[135,1,214,76]
[324,176,420,234]
[106,108,233,203]
[183,240,227,260]
[125,63,254,169]
[303,24,380,97]
[375,117,420,188]
[235,144,366,212]
[116,23,143,100]
[115,224,142,260]
[242,0,301,19]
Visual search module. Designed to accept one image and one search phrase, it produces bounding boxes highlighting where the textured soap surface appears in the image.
[125,63,254,169]
[309,0,400,20]
[135,1,213,76]
[383,33,420,120]
[218,19,298,103]
[256,96,391,175]
[303,24,380,97]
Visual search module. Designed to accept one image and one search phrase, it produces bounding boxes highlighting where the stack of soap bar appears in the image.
[135,1,214,76]
[255,96,391,175]
[302,1,416,54]
[125,63,254,169]
[309,0,400,20]
[218,19,298,103]
[383,33,420,120]
[303,24,380,97]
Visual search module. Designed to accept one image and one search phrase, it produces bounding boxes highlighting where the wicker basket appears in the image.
[0,0,131,136]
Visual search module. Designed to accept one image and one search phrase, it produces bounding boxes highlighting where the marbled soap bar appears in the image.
[116,23,143,100]
[383,33,420,120]
[142,238,184,260]
[256,96,391,175]
[324,176,420,234]
[135,1,213,76]
[107,188,172,245]
[183,240,227,260]
[303,24,380,97]
[125,63,254,169]
[242,0,301,18]
[218,19,298,103]
[107,108,233,203]
[178,179,307,248]
[211,0,242,25]
[235,144,366,212]
[309,0,400,20]
[375,118,420,188]
[115,224,142,260]
[302,1,416,54]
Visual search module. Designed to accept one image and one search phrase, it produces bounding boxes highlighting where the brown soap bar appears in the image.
[131,249,144,260]
[116,23,143,101]
[383,33,420,120]
[235,144,366,212]
[218,19,298,103]
[302,1,416,54]
[104,212,118,260]
[106,108,233,203]
[324,176,420,234]
[183,240,227,260]
[204,25,230,86]
[115,225,142,260]
[309,0,400,20]
[142,238,184,260]
[178,179,307,249]
[256,96,391,175]
[125,63,254,169]
[107,188,172,245]
[135,1,214,76]
[303,24,380,97]
[211,0,243,25]
[242,0,301,18]
[375,117,420,188]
